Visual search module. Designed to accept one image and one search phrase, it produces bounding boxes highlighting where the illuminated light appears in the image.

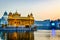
[52,29,56,37]
[51,23,55,26]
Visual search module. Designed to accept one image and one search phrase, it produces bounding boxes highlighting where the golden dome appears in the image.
[8,12,12,16]
[28,14,30,17]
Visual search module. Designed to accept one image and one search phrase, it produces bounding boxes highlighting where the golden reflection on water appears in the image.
[7,32,34,40]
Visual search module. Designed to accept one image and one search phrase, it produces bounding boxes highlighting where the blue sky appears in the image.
[0,0,60,20]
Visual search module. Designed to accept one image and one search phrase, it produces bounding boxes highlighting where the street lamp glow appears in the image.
[51,23,55,26]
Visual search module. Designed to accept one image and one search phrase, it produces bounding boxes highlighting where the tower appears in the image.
[8,12,12,18]
[3,11,8,20]
[30,13,33,17]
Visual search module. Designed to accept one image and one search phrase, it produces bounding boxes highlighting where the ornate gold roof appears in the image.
[8,12,34,20]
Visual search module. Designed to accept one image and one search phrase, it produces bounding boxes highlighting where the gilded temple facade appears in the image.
[8,11,34,27]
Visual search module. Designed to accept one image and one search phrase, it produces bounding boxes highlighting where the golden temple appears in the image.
[6,11,34,40]
[8,11,34,27]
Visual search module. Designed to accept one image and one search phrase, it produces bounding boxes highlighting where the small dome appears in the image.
[9,12,12,14]
[15,11,18,14]
[31,13,33,15]
[3,11,8,16]
[9,12,12,15]
[28,14,30,17]
[14,11,21,16]
[30,13,33,17]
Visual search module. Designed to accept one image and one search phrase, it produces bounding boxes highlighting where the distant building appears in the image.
[34,20,51,29]
[55,20,60,28]
[3,11,8,20]
[35,19,50,27]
